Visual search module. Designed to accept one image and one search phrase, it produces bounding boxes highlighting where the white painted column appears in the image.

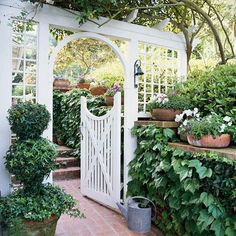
[178,49,188,81]
[0,15,12,196]
[37,19,53,183]
[123,39,139,198]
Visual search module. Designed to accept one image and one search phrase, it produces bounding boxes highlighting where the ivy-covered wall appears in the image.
[128,125,236,236]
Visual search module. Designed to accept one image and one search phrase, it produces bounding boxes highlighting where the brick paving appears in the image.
[55,179,163,236]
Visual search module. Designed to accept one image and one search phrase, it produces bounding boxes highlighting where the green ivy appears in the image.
[128,125,236,236]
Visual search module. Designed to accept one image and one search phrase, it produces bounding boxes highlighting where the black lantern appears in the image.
[134,59,144,88]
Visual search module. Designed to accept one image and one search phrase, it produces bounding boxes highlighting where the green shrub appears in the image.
[8,103,50,139]
[0,184,83,225]
[128,125,236,236]
[5,138,57,189]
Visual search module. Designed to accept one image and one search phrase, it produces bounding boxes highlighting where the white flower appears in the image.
[162,98,169,104]
[228,122,232,126]
[183,120,189,126]
[220,124,226,133]
[175,114,183,122]
[184,109,193,117]
[193,108,199,115]
[196,113,200,118]
[223,116,231,122]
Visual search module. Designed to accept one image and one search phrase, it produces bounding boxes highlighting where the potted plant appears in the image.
[76,76,90,89]
[53,75,70,89]
[186,113,233,148]
[149,93,190,121]
[0,103,83,236]
[175,108,200,142]
[104,83,124,106]
[89,80,107,96]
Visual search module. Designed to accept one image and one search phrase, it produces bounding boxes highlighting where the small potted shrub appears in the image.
[104,83,124,106]
[76,76,90,89]
[0,103,83,236]
[149,93,190,121]
[53,76,70,89]
[89,80,107,96]
[175,108,200,142]
[186,113,233,148]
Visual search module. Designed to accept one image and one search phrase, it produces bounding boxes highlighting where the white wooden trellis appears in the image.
[80,93,121,208]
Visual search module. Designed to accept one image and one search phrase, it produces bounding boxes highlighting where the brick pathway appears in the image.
[55,179,162,236]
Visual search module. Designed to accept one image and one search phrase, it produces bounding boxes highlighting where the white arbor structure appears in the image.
[0,0,187,201]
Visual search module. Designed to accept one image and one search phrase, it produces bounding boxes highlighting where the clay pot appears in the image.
[53,79,70,88]
[105,96,124,106]
[77,83,90,89]
[151,108,182,121]
[187,134,231,148]
[90,87,107,96]
[7,215,59,236]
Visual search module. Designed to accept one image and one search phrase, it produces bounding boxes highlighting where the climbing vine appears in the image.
[128,125,236,236]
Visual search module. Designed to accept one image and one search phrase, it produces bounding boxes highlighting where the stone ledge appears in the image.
[135,120,179,128]
[169,142,236,161]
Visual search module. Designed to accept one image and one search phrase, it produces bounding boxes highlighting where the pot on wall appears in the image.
[6,215,59,236]
[151,108,182,121]
[77,83,90,89]
[187,134,231,148]
[53,79,70,89]
[105,96,124,106]
[90,87,107,96]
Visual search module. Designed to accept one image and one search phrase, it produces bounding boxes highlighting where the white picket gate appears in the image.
[80,93,121,208]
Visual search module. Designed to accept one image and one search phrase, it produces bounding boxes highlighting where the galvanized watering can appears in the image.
[116,196,156,234]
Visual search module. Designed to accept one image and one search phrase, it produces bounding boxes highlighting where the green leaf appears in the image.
[200,192,214,207]
[210,219,225,236]
[208,204,225,218]
[188,159,202,169]
[177,166,192,181]
[225,227,236,236]
[197,209,215,231]
[183,178,199,194]
[197,166,213,179]
[163,128,174,139]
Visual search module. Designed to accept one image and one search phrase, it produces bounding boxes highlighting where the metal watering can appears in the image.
[116,196,156,234]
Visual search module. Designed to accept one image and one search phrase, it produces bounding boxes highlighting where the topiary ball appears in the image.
[7,103,50,139]
[5,138,57,189]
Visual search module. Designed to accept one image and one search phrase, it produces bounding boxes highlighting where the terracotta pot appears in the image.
[53,79,70,88]
[90,87,107,96]
[7,215,59,236]
[77,83,90,89]
[187,134,231,148]
[151,108,182,121]
[105,96,124,106]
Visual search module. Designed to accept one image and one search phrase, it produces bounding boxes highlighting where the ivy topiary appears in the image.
[7,103,50,140]
[5,138,57,190]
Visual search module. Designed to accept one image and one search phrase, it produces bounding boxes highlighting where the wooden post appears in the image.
[123,39,139,198]
[0,15,12,196]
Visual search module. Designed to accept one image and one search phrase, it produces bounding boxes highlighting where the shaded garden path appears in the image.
[55,179,162,236]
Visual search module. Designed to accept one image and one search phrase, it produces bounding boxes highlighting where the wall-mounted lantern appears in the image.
[134,59,144,88]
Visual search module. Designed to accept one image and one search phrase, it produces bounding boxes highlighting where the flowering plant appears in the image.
[105,83,123,96]
[89,80,106,88]
[149,93,191,111]
[186,113,233,139]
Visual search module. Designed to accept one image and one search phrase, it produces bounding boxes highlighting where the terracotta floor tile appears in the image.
[55,179,162,236]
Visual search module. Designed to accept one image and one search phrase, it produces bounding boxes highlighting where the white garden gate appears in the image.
[80,93,121,208]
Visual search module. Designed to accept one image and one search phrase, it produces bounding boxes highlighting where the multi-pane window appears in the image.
[138,42,181,115]
[12,20,38,105]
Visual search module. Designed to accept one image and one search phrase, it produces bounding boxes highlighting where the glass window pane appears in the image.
[12,46,24,59]
[12,85,23,96]
[25,73,36,84]
[12,97,23,106]
[25,47,37,60]
[25,86,36,96]
[12,72,23,83]
[25,35,37,48]
[12,59,24,71]
[25,61,36,73]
